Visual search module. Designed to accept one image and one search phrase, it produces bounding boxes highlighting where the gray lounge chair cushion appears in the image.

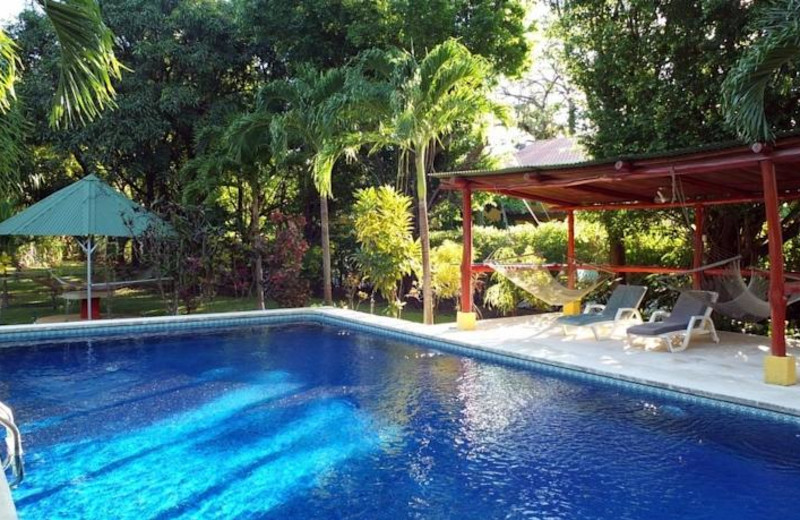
[557,285,647,327]
[557,313,610,327]
[627,291,714,337]
[626,320,689,336]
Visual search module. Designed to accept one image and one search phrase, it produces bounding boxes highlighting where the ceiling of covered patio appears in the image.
[434,136,800,211]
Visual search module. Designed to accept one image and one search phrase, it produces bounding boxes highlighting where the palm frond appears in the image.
[311,143,340,197]
[0,30,20,113]
[0,101,28,200]
[42,0,125,128]
[225,111,274,163]
[722,0,800,143]
[418,39,473,97]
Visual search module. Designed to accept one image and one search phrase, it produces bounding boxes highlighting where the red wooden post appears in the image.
[567,210,576,289]
[761,159,787,357]
[460,184,473,313]
[693,205,704,289]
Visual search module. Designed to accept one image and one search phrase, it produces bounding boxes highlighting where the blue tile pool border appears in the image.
[1,310,799,424]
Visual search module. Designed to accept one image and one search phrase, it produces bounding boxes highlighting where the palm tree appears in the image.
[340,39,506,324]
[0,0,124,198]
[224,108,285,310]
[230,67,351,306]
[723,1,800,143]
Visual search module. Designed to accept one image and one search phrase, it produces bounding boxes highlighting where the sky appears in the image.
[0,0,27,24]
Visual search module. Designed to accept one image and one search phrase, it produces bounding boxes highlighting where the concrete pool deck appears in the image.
[326,309,800,417]
[1,307,799,417]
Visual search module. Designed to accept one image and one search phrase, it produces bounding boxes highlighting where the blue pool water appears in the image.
[2,323,800,519]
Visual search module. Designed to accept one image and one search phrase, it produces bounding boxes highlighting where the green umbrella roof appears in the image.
[0,174,167,238]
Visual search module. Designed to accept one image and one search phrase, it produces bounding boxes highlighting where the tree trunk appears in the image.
[415,146,434,325]
[320,193,333,305]
[251,185,265,311]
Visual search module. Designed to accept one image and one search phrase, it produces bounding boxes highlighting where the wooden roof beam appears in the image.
[551,190,800,212]
[489,188,575,207]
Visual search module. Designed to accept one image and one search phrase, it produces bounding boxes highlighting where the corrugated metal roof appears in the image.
[435,130,800,179]
[0,175,167,238]
[511,137,586,167]
[433,138,753,179]
[432,134,800,209]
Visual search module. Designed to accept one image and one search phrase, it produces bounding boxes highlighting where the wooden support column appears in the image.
[563,210,580,315]
[457,183,476,330]
[761,159,787,357]
[460,184,473,312]
[692,205,704,289]
[761,158,795,385]
[567,210,576,289]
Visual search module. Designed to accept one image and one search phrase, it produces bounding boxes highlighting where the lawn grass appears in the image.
[0,265,456,326]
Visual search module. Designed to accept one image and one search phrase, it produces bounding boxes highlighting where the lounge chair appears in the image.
[626,290,719,352]
[557,284,647,339]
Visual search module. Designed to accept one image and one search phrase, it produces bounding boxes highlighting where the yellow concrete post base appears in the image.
[456,311,477,331]
[764,355,797,386]
[562,301,581,316]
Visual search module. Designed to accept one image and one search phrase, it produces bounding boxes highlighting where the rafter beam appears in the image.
[551,190,800,212]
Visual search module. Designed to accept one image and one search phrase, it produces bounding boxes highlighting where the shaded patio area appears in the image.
[421,312,800,416]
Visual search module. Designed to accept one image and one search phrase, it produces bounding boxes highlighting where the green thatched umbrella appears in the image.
[0,175,168,321]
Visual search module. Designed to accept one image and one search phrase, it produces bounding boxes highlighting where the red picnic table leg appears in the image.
[80,297,102,320]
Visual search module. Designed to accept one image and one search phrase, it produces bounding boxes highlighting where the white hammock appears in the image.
[486,261,613,307]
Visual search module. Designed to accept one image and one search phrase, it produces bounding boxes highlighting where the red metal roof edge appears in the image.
[434,136,800,180]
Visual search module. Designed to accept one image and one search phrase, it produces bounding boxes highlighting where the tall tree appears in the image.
[344,40,507,324]
[238,0,530,76]
[550,0,749,157]
[11,0,262,206]
[228,67,352,305]
[548,0,797,266]
[222,87,311,310]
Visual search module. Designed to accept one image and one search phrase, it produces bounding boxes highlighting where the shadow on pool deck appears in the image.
[420,312,800,416]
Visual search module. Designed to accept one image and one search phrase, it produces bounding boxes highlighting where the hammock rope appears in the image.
[668,255,800,322]
[485,252,615,307]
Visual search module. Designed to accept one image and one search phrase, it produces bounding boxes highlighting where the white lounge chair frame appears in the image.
[627,295,720,353]
[574,304,644,340]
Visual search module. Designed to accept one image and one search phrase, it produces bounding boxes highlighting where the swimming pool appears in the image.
[3,321,800,519]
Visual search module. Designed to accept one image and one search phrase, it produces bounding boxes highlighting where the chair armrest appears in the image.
[613,307,643,322]
[584,303,605,314]
[649,310,670,323]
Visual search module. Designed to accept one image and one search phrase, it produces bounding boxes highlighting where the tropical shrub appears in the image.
[430,240,465,309]
[265,211,310,308]
[430,220,609,264]
[138,204,224,315]
[352,186,420,317]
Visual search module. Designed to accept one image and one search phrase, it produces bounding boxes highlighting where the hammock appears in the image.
[485,257,614,307]
[671,256,800,322]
